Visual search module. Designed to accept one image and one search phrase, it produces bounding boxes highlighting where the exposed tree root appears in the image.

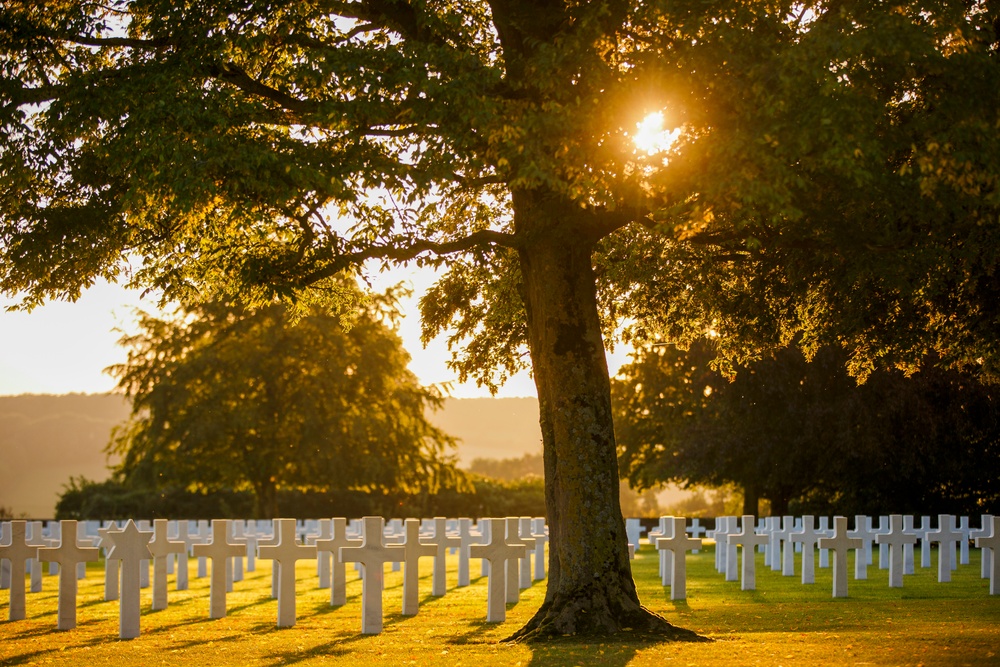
[504,594,710,644]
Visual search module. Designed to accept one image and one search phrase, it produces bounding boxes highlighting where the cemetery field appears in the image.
[1,544,998,667]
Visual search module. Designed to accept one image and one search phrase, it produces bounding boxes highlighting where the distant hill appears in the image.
[0,393,541,518]
[0,394,130,518]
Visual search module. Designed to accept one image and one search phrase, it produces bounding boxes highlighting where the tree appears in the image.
[613,342,1000,517]
[107,289,460,519]
[3,0,999,640]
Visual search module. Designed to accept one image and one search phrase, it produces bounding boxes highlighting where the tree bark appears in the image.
[506,190,704,642]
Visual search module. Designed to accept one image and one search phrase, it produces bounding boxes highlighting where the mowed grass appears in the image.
[1,542,998,667]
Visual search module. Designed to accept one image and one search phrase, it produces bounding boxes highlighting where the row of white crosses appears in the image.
[699,513,1000,598]
[0,515,548,636]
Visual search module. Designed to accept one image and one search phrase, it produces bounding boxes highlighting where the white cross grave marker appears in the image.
[191,519,246,619]
[655,517,703,599]
[818,516,862,598]
[970,514,994,580]
[37,520,100,630]
[339,516,406,635]
[926,514,962,583]
[315,517,362,607]
[847,515,877,580]
[0,521,39,621]
[401,518,436,616]
[875,514,917,588]
[258,518,317,628]
[104,519,153,639]
[148,519,185,611]
[790,515,822,585]
[456,518,476,587]
[503,517,533,602]
[427,516,461,596]
[974,515,1000,595]
[531,518,548,581]
[469,517,527,623]
[728,515,769,591]
[98,523,122,601]
[518,517,537,589]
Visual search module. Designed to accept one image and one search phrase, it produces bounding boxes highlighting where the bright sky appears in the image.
[0,263,631,398]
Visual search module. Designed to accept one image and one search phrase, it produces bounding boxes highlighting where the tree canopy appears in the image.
[3,0,999,640]
[613,341,1000,517]
[107,286,460,518]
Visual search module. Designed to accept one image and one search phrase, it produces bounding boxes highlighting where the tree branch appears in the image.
[303,229,520,284]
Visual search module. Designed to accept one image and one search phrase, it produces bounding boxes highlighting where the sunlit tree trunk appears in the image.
[508,189,702,641]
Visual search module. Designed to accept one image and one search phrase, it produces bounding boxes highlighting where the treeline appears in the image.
[55,475,545,521]
[614,342,1000,517]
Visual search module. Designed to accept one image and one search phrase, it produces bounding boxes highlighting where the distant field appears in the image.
[1,543,997,666]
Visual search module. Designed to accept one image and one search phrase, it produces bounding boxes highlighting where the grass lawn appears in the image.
[1,541,998,666]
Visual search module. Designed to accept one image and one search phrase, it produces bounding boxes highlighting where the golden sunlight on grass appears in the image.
[2,543,999,666]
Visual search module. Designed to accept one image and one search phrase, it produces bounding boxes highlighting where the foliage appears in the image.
[5,0,1000,638]
[54,474,545,520]
[107,285,462,518]
[613,341,1000,516]
[467,453,544,481]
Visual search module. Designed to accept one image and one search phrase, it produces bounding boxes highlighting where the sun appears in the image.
[632,111,681,156]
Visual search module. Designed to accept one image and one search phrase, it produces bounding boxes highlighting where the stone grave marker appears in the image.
[456,518,476,587]
[687,518,706,553]
[104,519,153,639]
[776,515,796,576]
[647,517,670,583]
[136,520,152,589]
[790,515,822,585]
[37,520,101,630]
[818,516,863,598]
[148,518,185,611]
[974,515,1000,595]
[315,517,363,607]
[874,516,891,569]
[970,514,994,580]
[469,517,527,623]
[1,522,9,591]
[172,521,198,591]
[625,518,645,553]
[258,518,317,628]
[0,521,39,621]
[401,518,436,616]
[847,515,877,580]
[26,521,45,593]
[916,515,933,568]
[502,517,532,603]
[875,514,917,588]
[926,514,962,583]
[192,520,210,578]
[477,519,492,577]
[427,516,461,596]
[729,515,769,591]
[191,519,246,619]
[518,517,537,589]
[339,516,406,635]
[654,517,702,599]
[817,516,832,569]
[902,515,917,575]
[531,518,548,581]
[97,523,122,601]
[309,518,333,589]
[957,516,972,567]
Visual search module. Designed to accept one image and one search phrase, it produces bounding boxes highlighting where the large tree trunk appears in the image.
[506,190,703,642]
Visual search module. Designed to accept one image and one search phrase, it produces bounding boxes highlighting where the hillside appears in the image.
[0,393,541,518]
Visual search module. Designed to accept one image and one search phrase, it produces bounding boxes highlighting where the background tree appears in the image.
[3,0,1000,640]
[108,286,460,518]
[613,342,1000,516]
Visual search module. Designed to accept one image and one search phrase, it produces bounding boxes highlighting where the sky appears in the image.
[0,263,633,398]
